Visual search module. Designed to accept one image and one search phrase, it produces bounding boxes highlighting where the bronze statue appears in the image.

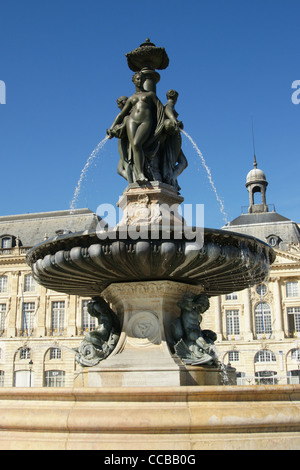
[75,297,120,367]
[114,95,133,183]
[160,90,188,190]
[107,40,188,190]
[107,72,164,184]
[171,292,219,366]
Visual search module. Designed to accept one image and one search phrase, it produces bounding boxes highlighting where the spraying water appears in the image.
[69,131,228,225]
[70,135,109,213]
[181,129,228,224]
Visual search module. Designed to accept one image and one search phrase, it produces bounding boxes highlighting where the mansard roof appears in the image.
[0,208,99,248]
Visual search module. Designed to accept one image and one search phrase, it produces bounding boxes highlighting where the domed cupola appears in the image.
[245,155,268,213]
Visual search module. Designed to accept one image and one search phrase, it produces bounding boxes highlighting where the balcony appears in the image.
[17,329,34,337]
[241,204,276,214]
[46,328,65,337]
[0,246,31,257]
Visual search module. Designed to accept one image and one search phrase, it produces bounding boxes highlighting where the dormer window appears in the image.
[266,234,280,248]
[0,235,19,249]
[1,238,11,249]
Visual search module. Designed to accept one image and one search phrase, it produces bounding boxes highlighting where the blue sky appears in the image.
[0,0,299,229]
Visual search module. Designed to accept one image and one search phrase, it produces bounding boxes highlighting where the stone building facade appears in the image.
[203,157,300,384]
[0,209,100,387]
[0,161,300,387]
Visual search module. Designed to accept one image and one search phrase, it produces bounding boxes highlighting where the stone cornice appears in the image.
[273,248,300,263]
[103,280,203,304]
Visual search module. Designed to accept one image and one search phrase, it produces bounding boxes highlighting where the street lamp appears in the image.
[29,360,33,387]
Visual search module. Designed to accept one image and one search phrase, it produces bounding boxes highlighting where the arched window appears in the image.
[287,349,300,384]
[291,348,300,362]
[254,302,272,337]
[254,349,276,363]
[0,371,4,387]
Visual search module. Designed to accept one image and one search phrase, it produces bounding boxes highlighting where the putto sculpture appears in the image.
[75,297,120,367]
[171,293,219,366]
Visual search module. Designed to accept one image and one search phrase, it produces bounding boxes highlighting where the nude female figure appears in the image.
[107,72,162,183]
[161,90,188,189]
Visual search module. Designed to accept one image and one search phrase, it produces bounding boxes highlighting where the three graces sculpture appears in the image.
[107,39,187,190]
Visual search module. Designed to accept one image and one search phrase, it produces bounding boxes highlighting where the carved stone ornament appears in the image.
[127,311,160,347]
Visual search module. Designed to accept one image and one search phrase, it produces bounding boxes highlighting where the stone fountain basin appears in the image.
[26,227,275,297]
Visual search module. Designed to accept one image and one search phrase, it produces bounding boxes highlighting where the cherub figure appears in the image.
[75,296,120,367]
[171,292,219,366]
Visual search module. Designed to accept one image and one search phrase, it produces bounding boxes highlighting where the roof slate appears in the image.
[0,209,99,247]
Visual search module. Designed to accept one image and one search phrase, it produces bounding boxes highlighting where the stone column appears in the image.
[272,277,284,340]
[7,271,20,337]
[215,295,222,341]
[66,295,77,336]
[36,286,46,336]
[242,288,253,341]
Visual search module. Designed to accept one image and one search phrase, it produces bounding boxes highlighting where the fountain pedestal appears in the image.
[116,181,185,228]
[74,281,222,387]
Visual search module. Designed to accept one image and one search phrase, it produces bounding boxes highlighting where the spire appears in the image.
[253,153,257,169]
[252,117,257,169]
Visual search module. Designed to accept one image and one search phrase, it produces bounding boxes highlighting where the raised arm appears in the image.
[107,98,133,138]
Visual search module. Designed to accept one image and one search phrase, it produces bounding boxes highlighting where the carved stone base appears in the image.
[75,362,222,388]
[117,181,185,227]
[74,281,223,387]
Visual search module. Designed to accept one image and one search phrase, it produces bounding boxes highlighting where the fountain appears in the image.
[0,38,296,452]
[26,39,275,388]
